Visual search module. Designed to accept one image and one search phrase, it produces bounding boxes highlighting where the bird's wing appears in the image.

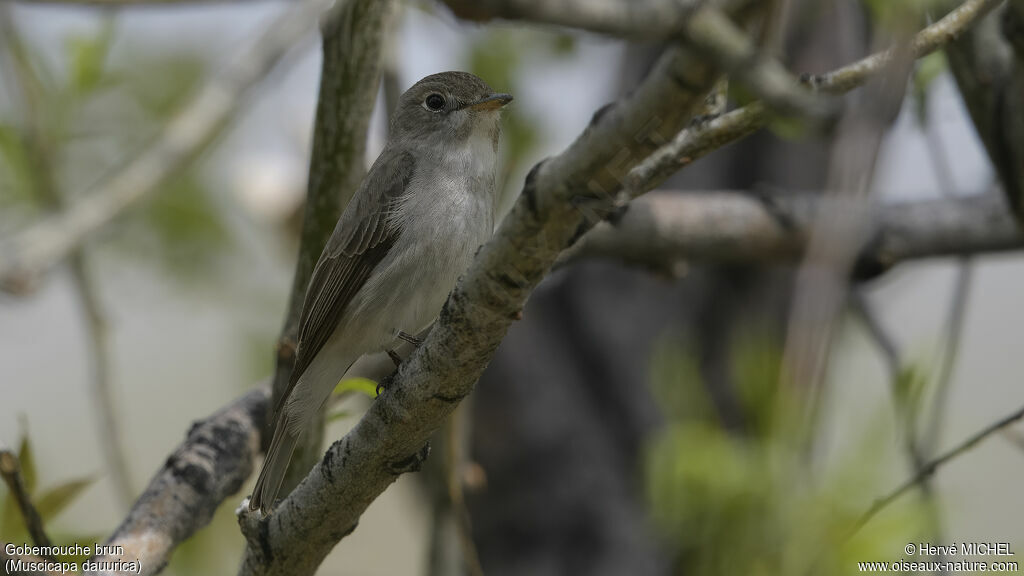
[276,149,416,414]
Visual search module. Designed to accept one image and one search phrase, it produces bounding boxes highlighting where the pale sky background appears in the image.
[1,2,1022,574]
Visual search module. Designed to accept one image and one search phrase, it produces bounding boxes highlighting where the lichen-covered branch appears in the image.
[89,387,268,575]
[0,0,333,294]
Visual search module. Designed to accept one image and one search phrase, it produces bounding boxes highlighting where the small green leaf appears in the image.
[912,52,948,126]
[36,477,95,521]
[894,364,930,422]
[64,21,115,95]
[17,423,37,495]
[326,410,355,423]
[0,497,27,542]
[333,377,378,398]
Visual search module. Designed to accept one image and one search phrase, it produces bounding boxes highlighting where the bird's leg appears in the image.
[397,330,424,346]
[387,349,403,367]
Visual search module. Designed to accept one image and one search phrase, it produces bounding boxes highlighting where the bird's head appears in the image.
[389,71,513,146]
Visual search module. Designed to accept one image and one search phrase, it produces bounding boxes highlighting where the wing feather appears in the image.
[275,149,415,414]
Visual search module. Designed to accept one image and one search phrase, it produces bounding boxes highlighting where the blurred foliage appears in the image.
[861,0,946,31]
[0,17,230,283]
[0,420,97,566]
[333,376,379,399]
[911,51,948,126]
[645,334,929,575]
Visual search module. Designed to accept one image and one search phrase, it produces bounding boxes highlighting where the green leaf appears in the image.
[35,477,95,521]
[112,173,231,280]
[0,124,38,206]
[894,364,930,421]
[64,21,115,96]
[119,53,205,119]
[17,423,37,495]
[326,410,355,423]
[912,52,948,126]
[332,377,378,398]
[0,496,27,543]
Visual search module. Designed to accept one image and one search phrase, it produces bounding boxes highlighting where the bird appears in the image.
[249,71,512,513]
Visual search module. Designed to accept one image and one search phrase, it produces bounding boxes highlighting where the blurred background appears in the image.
[1,1,1022,574]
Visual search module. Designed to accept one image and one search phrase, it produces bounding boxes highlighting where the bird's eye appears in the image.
[424,93,446,112]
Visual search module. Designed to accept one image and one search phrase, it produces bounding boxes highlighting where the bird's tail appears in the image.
[250,418,299,513]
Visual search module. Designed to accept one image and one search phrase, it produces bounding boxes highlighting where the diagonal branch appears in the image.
[849,401,1024,538]
[0,450,54,558]
[0,0,334,295]
[623,0,1006,197]
[89,387,269,574]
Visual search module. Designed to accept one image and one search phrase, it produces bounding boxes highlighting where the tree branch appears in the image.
[0,0,333,294]
[623,0,1005,197]
[849,401,1024,538]
[439,0,703,40]
[681,7,830,118]
[88,387,268,575]
[563,191,1023,272]
[0,450,54,558]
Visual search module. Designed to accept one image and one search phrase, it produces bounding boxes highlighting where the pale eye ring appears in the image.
[423,93,446,112]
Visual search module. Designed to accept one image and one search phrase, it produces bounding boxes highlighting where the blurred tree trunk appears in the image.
[466,2,869,574]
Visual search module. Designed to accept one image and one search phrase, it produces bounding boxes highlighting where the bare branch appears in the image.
[439,0,702,40]
[849,402,1024,538]
[564,191,1022,271]
[0,450,54,558]
[625,0,1005,197]
[0,0,333,294]
[90,387,268,575]
[682,7,830,117]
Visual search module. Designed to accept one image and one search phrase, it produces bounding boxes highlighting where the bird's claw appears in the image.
[397,331,423,346]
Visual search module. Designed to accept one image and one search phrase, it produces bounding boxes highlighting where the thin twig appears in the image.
[69,252,134,508]
[921,131,976,459]
[623,0,1005,197]
[683,7,831,117]
[849,403,1024,538]
[0,450,54,559]
[850,292,946,569]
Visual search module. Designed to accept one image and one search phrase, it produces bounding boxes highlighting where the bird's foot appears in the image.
[397,331,423,346]
[387,349,403,367]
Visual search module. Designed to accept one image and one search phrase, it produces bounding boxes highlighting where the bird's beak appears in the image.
[466,93,514,111]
